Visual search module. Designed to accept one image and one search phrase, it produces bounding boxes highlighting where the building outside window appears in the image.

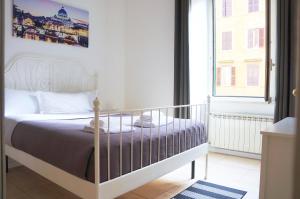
[222,31,232,50]
[247,64,260,86]
[248,28,264,48]
[248,0,259,12]
[216,66,236,87]
[222,0,232,17]
[214,0,266,97]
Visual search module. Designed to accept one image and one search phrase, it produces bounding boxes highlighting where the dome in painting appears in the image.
[58,6,68,18]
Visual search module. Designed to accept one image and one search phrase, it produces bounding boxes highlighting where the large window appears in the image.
[214,0,267,97]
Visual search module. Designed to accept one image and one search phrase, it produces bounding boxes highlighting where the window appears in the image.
[248,0,259,12]
[222,0,232,17]
[247,64,260,86]
[222,31,232,50]
[248,28,264,48]
[216,66,235,87]
[214,0,267,97]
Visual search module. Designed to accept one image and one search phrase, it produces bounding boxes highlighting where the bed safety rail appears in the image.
[92,97,211,192]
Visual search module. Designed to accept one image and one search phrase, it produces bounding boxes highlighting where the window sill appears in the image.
[211,96,272,104]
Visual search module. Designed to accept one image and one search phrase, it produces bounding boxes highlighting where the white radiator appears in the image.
[209,113,274,154]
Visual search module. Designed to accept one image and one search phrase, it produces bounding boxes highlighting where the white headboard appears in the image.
[5,54,97,92]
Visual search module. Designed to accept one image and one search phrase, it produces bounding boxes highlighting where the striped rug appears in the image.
[172,181,247,199]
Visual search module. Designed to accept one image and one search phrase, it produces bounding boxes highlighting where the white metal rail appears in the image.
[92,97,210,198]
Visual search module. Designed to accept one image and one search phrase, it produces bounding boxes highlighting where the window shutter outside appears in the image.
[228,32,232,50]
[222,0,226,17]
[248,30,253,48]
[254,0,259,11]
[227,0,232,16]
[248,0,252,12]
[222,32,232,50]
[217,68,221,86]
[231,67,236,86]
[222,32,226,50]
[259,28,264,47]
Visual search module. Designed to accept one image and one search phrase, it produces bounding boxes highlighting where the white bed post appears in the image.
[93,98,101,199]
[205,96,211,180]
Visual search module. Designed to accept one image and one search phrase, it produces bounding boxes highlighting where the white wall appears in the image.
[124,0,175,109]
[5,0,175,110]
[99,0,126,109]
[5,0,126,109]
[5,0,275,115]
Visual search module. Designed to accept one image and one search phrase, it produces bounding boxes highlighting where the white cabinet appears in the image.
[259,117,296,199]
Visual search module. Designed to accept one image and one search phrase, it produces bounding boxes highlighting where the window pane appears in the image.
[214,0,266,97]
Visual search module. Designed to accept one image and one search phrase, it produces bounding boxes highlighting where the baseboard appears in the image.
[209,146,261,160]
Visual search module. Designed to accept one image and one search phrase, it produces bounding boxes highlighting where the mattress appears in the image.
[8,114,207,183]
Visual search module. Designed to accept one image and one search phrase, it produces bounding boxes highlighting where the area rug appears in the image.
[172,180,247,199]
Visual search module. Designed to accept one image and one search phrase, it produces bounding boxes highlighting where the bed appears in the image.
[4,54,210,199]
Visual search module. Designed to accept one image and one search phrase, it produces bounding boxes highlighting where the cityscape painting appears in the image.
[13,0,89,48]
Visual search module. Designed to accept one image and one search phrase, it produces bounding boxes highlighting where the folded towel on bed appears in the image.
[134,120,156,128]
[134,116,173,128]
[84,119,133,133]
[139,111,165,121]
[89,119,105,128]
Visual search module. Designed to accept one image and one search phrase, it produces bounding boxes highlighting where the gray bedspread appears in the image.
[11,116,207,183]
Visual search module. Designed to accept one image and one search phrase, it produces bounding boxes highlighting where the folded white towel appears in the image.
[139,111,165,121]
[134,120,156,128]
[83,126,105,133]
[84,119,133,133]
[139,115,152,122]
[89,119,105,128]
[134,116,173,128]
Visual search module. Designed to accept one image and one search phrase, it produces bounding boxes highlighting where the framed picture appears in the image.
[13,0,89,48]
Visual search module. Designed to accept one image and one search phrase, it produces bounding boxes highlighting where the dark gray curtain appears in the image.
[174,0,191,118]
[274,0,297,122]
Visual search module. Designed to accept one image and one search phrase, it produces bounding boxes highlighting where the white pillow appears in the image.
[5,89,39,115]
[36,91,95,114]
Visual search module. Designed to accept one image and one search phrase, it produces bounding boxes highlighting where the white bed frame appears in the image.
[5,54,209,199]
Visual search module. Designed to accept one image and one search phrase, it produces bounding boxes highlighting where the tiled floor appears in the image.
[6,152,260,199]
